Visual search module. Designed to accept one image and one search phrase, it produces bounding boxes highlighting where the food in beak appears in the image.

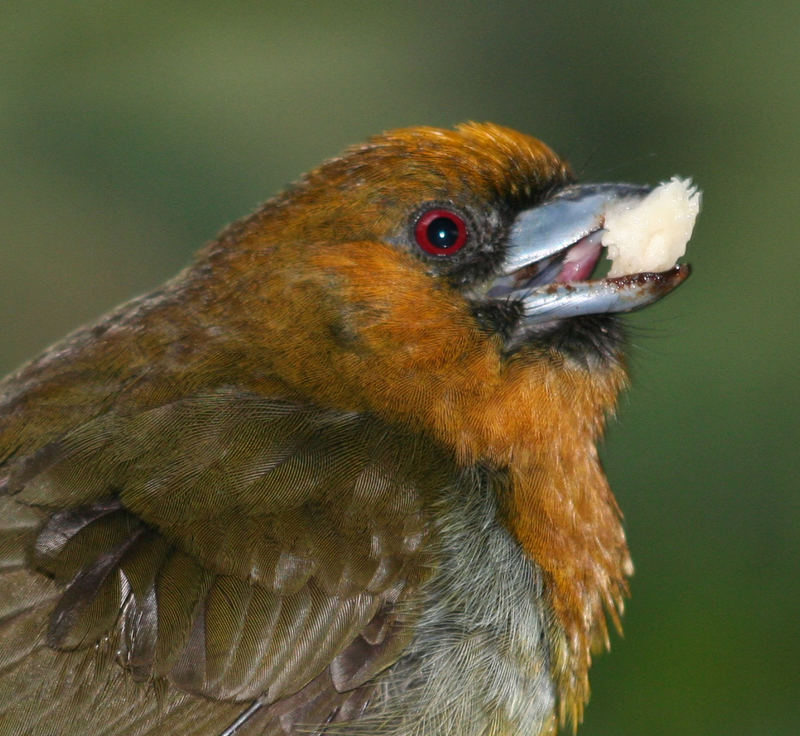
[602,177,700,278]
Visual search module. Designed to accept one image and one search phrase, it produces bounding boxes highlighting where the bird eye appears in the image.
[414,209,468,256]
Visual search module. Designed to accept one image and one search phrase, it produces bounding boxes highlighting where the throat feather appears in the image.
[508,440,630,727]
[438,357,631,729]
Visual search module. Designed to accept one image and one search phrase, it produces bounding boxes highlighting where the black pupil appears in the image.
[427,216,459,249]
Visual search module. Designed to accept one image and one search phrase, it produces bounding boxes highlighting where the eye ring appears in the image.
[414,208,468,256]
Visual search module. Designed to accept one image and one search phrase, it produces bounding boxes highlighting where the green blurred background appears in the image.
[1,2,797,734]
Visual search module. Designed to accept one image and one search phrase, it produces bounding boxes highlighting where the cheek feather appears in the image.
[274,242,506,424]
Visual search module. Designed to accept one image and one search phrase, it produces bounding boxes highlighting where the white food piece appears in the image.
[602,176,700,278]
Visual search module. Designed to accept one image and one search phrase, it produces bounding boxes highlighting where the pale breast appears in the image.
[358,466,557,736]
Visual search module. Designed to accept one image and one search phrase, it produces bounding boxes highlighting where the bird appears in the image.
[0,123,690,736]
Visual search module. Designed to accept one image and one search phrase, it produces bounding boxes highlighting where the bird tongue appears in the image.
[555,232,603,283]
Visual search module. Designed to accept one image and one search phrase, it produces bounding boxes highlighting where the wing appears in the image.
[0,387,452,735]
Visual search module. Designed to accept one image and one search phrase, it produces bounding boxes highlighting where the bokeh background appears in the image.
[1,2,797,734]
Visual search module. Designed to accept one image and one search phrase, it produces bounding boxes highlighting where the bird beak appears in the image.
[475,183,690,324]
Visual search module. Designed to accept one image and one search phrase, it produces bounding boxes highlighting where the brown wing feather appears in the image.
[0,388,453,734]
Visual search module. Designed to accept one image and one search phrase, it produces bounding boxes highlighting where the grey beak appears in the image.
[476,182,690,326]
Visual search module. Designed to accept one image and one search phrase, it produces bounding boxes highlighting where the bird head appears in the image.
[195,123,688,454]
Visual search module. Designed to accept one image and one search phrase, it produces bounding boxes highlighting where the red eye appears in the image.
[414,209,468,255]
